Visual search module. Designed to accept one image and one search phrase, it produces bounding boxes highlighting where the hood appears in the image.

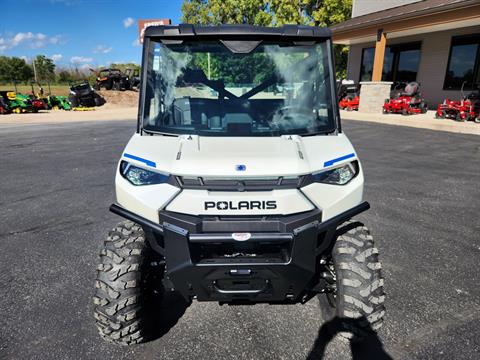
[121,133,357,177]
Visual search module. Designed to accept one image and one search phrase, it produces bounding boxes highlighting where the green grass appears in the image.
[0,84,70,96]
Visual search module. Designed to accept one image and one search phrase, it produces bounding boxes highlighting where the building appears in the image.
[331,0,480,112]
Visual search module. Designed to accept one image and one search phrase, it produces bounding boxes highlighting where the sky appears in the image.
[0,0,184,69]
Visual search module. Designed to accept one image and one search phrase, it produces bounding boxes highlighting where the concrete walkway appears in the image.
[341,110,480,135]
[0,106,137,126]
[2,106,479,135]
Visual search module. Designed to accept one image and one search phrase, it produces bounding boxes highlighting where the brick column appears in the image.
[359,81,393,113]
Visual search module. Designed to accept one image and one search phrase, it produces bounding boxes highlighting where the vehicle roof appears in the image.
[144,24,331,40]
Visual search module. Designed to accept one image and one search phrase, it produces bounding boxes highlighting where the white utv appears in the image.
[94,24,385,345]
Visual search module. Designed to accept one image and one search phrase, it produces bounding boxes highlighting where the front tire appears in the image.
[93,221,164,345]
[68,95,79,108]
[94,93,105,107]
[112,81,121,91]
[319,221,385,341]
[420,102,428,114]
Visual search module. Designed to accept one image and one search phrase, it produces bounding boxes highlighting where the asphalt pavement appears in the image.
[0,119,479,360]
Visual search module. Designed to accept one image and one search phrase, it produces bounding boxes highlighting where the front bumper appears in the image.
[110,202,370,304]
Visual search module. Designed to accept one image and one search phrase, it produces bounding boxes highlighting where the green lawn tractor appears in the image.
[47,95,72,110]
[0,91,37,113]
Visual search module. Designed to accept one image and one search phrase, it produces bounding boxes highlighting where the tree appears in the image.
[181,0,352,78]
[34,55,56,82]
[0,56,33,83]
[311,0,352,79]
[56,69,74,84]
[181,0,272,26]
[108,62,141,73]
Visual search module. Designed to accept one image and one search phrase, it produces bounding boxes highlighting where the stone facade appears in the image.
[358,82,392,113]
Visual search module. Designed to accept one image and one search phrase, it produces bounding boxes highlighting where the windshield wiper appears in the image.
[301,129,336,136]
[142,128,180,137]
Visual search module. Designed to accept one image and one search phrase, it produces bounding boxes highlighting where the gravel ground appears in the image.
[0,119,479,360]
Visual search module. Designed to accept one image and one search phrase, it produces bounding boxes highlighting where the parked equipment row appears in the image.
[337,80,480,123]
[0,81,105,114]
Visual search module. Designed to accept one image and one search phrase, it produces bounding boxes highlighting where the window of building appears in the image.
[444,34,480,90]
[359,47,375,81]
[384,43,421,82]
[360,42,421,82]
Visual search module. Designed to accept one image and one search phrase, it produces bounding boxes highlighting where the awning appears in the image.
[331,0,480,45]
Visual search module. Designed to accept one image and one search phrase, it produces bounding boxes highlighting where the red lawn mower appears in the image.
[338,80,360,111]
[435,83,480,123]
[29,82,49,111]
[31,99,48,112]
[383,82,428,115]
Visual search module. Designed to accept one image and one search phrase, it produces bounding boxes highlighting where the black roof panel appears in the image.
[144,24,331,40]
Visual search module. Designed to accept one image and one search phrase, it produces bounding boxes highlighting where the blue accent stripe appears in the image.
[123,153,156,168]
[323,153,355,167]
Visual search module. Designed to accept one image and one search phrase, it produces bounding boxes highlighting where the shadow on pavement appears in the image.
[144,289,190,342]
[306,317,392,360]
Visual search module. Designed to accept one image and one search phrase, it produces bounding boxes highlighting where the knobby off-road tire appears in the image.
[319,221,385,341]
[94,93,105,107]
[68,95,79,108]
[93,221,162,345]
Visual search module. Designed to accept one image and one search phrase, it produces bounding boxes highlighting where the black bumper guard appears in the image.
[109,202,370,303]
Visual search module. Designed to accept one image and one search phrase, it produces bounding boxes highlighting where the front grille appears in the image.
[176,176,306,191]
[190,238,293,264]
[159,209,322,233]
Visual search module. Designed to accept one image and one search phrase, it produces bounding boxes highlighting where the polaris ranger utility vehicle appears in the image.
[124,67,141,90]
[94,24,385,345]
[93,68,129,91]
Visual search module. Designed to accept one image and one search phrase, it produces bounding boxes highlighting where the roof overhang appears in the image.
[332,0,480,45]
[144,24,332,42]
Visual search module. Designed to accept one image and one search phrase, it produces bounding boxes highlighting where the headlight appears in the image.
[120,161,170,186]
[311,162,358,185]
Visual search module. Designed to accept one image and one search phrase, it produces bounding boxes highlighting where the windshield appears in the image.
[143,39,335,136]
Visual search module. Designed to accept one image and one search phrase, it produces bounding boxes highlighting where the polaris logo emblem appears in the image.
[204,200,277,210]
